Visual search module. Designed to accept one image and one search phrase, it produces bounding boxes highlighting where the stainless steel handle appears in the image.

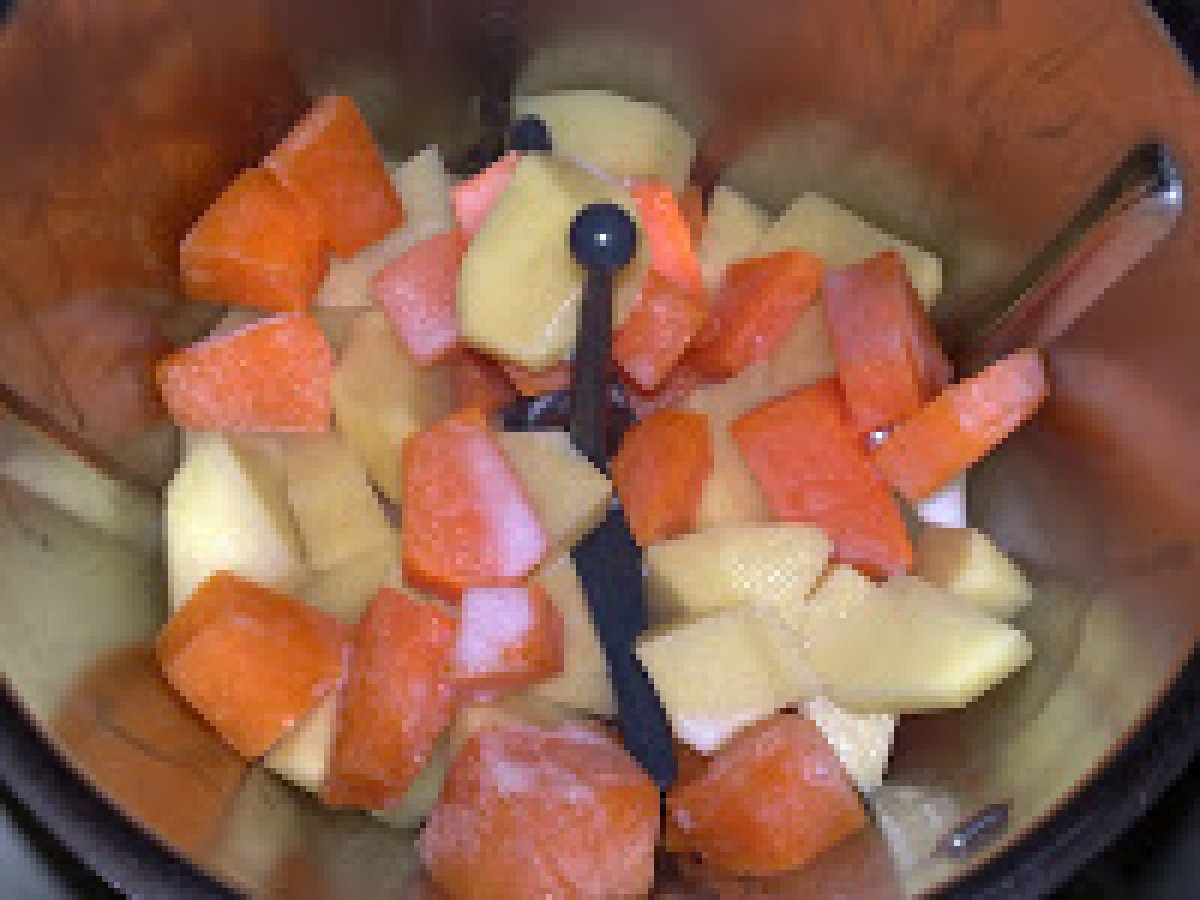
[947,142,1183,373]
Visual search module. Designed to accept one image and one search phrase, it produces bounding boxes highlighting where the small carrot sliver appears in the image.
[666,715,867,876]
[452,152,521,237]
[266,95,404,257]
[731,379,912,578]
[156,313,333,432]
[690,251,823,380]
[679,184,707,243]
[374,229,467,364]
[823,251,952,433]
[453,584,565,698]
[157,572,349,760]
[180,167,327,312]
[612,409,712,546]
[500,358,573,398]
[401,408,549,600]
[871,349,1049,502]
[620,362,704,420]
[324,588,461,809]
[446,349,518,415]
[629,178,704,294]
[614,271,708,392]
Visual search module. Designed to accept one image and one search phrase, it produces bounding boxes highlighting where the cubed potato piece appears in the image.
[513,90,696,192]
[392,144,456,236]
[496,430,612,558]
[700,186,770,289]
[458,155,646,369]
[521,555,615,717]
[637,609,812,753]
[803,696,895,794]
[757,193,942,306]
[331,310,456,501]
[299,543,399,624]
[371,732,456,832]
[165,434,304,612]
[263,691,338,794]
[281,432,394,571]
[797,569,1032,714]
[646,524,831,628]
[311,306,365,355]
[915,527,1033,619]
[913,476,968,528]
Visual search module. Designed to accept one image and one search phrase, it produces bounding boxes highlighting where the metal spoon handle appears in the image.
[947,141,1182,373]
[568,268,615,470]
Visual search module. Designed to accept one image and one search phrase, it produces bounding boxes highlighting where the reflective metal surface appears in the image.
[2,0,1200,897]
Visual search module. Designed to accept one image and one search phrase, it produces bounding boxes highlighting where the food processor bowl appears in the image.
[2,1,1200,896]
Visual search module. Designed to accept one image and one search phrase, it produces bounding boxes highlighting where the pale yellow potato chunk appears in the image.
[298,543,399,624]
[263,691,338,794]
[513,90,696,192]
[757,193,942,306]
[646,524,831,628]
[797,569,1032,714]
[458,155,645,369]
[281,432,394,571]
[699,185,770,289]
[637,609,813,754]
[496,430,611,559]
[915,526,1033,619]
[391,144,456,236]
[331,310,456,502]
[165,433,304,612]
[521,554,615,717]
[804,696,895,793]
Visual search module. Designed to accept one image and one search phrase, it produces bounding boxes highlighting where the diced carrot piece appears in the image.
[324,588,460,809]
[180,167,327,312]
[614,271,708,392]
[156,313,333,431]
[500,358,573,398]
[823,251,952,433]
[419,723,659,899]
[620,362,704,420]
[453,584,565,698]
[666,714,867,876]
[871,349,1049,501]
[690,251,823,380]
[402,409,549,599]
[157,572,349,760]
[679,184,707,242]
[731,379,912,577]
[664,739,712,853]
[266,95,404,257]
[452,152,521,237]
[446,350,518,415]
[630,178,703,294]
[374,229,468,364]
[612,409,712,546]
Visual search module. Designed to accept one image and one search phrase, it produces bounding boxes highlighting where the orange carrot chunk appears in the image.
[612,409,712,546]
[823,251,952,433]
[324,588,460,810]
[419,723,659,900]
[871,349,1049,502]
[453,584,565,698]
[265,95,404,257]
[690,251,824,380]
[732,379,912,577]
[500,358,573,399]
[156,313,333,431]
[629,178,704,294]
[446,350,518,415]
[180,167,327,312]
[374,229,467,364]
[402,409,549,599]
[666,714,867,876]
[614,271,708,392]
[452,151,521,237]
[157,572,349,760]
